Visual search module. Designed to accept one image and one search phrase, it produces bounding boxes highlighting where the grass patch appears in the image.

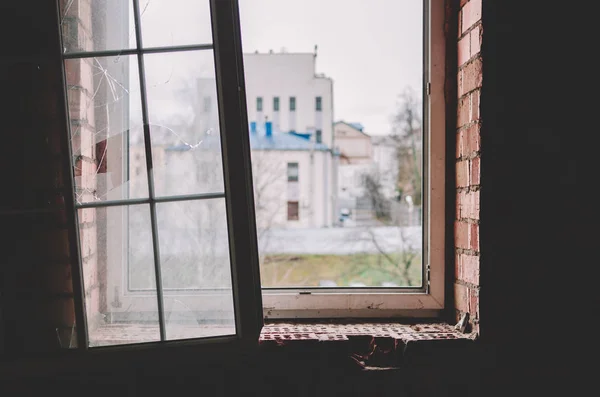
[260,253,422,288]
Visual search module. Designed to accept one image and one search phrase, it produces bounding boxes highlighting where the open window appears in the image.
[61,0,445,348]
[60,0,261,347]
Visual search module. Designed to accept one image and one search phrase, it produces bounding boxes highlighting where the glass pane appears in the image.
[144,51,225,197]
[64,55,149,204]
[240,0,424,288]
[79,204,161,347]
[138,0,213,48]
[60,0,135,53]
[156,199,235,340]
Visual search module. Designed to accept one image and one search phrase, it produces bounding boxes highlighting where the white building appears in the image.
[333,121,373,203]
[243,51,338,229]
[371,135,400,199]
[130,51,338,229]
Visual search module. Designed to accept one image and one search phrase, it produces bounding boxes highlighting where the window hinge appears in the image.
[299,291,312,295]
[427,82,431,95]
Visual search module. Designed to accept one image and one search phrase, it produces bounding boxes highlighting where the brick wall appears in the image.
[61,0,105,332]
[454,0,481,332]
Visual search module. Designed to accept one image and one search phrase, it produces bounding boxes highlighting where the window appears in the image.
[257,96,263,111]
[239,0,446,318]
[273,96,280,111]
[59,0,445,345]
[287,201,299,220]
[60,0,261,347]
[287,162,299,182]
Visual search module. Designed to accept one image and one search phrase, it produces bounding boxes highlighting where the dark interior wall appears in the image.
[0,1,80,355]
[479,0,595,391]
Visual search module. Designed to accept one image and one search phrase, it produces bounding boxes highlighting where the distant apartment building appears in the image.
[243,51,338,228]
[333,121,373,203]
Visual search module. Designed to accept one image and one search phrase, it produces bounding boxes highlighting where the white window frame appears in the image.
[261,0,446,319]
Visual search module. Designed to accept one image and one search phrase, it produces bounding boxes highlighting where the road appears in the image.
[258,226,422,255]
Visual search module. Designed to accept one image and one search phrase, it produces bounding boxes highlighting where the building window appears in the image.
[287,201,299,220]
[203,96,211,112]
[315,129,322,143]
[257,96,263,111]
[289,96,296,111]
[315,96,322,111]
[287,162,299,182]
[273,96,279,111]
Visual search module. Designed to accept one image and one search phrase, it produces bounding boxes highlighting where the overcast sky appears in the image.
[135,0,423,136]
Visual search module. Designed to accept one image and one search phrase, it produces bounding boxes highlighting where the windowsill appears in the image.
[259,321,477,370]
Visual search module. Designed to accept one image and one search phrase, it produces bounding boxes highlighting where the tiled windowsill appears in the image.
[259,322,477,370]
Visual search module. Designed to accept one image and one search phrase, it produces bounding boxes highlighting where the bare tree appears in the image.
[340,222,421,287]
[361,169,392,222]
[391,86,423,206]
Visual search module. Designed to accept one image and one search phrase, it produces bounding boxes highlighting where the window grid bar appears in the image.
[74,192,226,209]
[132,0,166,342]
[63,43,213,60]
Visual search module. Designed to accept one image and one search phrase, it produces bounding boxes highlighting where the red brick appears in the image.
[461,0,481,33]
[457,96,470,129]
[471,191,479,219]
[455,253,461,279]
[469,289,479,317]
[459,254,480,285]
[456,160,469,187]
[454,283,470,313]
[470,26,481,57]
[456,129,465,158]
[455,221,470,249]
[457,191,469,219]
[470,223,479,251]
[456,191,464,220]
[471,156,480,185]
[459,58,482,97]
[470,90,480,122]
[458,190,480,220]
[458,35,470,66]
[464,123,480,154]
